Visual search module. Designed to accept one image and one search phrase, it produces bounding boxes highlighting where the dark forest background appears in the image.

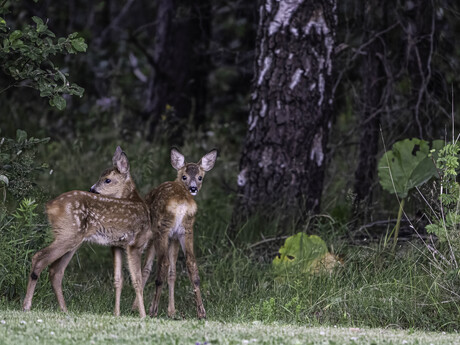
[2,1,459,233]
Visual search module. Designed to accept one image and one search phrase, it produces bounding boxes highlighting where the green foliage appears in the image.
[272,233,329,275]
[425,142,460,247]
[432,142,460,206]
[0,9,86,109]
[378,138,444,250]
[0,129,50,204]
[0,198,49,300]
[378,138,444,199]
[0,130,51,300]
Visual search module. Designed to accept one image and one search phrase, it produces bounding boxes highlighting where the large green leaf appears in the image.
[378,138,444,198]
[272,233,329,274]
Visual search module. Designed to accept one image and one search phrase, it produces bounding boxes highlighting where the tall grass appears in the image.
[6,209,460,332]
[1,132,459,333]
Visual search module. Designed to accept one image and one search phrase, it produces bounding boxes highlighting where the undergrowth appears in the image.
[1,130,460,334]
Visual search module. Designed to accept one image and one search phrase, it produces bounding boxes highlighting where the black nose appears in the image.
[190,187,198,193]
[89,187,98,194]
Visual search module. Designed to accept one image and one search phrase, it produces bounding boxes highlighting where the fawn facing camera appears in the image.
[132,147,217,319]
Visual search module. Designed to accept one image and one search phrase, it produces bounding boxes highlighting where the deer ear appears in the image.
[113,146,130,174]
[199,149,218,172]
[171,147,185,170]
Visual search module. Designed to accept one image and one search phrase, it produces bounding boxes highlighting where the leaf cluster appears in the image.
[0,197,49,300]
[0,13,86,109]
[378,138,444,199]
[432,142,460,206]
[0,129,50,206]
[425,142,460,243]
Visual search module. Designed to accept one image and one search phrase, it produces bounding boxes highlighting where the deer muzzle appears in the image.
[89,184,100,194]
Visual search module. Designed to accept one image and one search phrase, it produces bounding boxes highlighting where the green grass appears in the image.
[0,310,459,345]
[2,134,460,341]
[5,240,460,332]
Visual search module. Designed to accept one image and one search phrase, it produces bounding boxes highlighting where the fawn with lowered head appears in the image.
[133,148,217,319]
[22,146,152,318]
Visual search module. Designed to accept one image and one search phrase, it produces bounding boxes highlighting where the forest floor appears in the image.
[0,310,459,345]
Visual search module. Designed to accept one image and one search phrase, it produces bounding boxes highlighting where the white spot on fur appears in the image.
[85,234,111,246]
[73,214,81,227]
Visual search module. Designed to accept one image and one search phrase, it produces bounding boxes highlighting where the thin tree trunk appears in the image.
[144,0,211,142]
[405,0,435,139]
[353,1,385,217]
[232,0,337,233]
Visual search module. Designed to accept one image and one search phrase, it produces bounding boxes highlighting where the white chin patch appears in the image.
[190,191,197,196]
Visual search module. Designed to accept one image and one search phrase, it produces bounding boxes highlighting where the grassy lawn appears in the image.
[0,309,458,345]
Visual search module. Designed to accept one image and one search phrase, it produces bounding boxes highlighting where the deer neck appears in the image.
[120,177,142,201]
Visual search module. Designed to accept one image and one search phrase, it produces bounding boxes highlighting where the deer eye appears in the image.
[198,176,203,181]
[182,175,187,181]
[105,179,111,183]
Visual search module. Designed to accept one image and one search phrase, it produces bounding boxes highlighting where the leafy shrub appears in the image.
[0,5,86,109]
[0,198,49,300]
[378,138,444,249]
[0,130,51,301]
[425,141,460,260]
[0,129,50,205]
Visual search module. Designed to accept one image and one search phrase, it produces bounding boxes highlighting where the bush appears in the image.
[0,198,50,300]
[0,129,50,205]
[0,7,86,109]
[0,130,51,301]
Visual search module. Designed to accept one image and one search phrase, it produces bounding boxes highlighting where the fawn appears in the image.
[133,148,217,319]
[22,146,152,318]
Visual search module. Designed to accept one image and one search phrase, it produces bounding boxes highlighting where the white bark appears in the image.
[310,130,324,166]
[258,55,272,85]
[289,68,303,90]
[269,0,304,36]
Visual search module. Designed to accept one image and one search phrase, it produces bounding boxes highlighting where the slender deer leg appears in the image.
[167,239,180,318]
[112,247,124,316]
[49,247,79,312]
[131,240,156,311]
[149,235,169,317]
[126,245,146,318]
[23,240,79,311]
[184,232,206,319]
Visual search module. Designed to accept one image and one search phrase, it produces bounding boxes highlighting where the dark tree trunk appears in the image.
[405,0,435,139]
[232,0,337,231]
[352,1,385,217]
[144,0,211,142]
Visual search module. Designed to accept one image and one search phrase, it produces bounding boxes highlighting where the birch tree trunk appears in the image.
[232,0,337,230]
